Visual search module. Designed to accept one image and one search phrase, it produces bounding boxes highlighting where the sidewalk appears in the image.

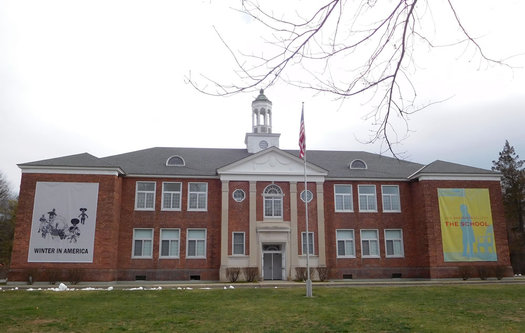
[3,276,525,290]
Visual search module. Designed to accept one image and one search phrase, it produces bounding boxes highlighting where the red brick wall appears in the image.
[9,173,122,282]
[256,182,291,221]
[116,177,222,281]
[414,180,511,278]
[296,182,318,255]
[228,181,250,255]
[324,181,420,278]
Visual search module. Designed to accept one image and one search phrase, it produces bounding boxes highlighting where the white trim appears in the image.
[132,228,154,259]
[186,228,207,259]
[414,175,501,181]
[126,174,220,179]
[349,159,367,170]
[159,228,181,259]
[384,229,404,258]
[358,184,378,213]
[381,185,401,213]
[20,166,123,176]
[135,181,156,211]
[336,229,356,258]
[220,174,326,182]
[334,184,354,212]
[301,231,315,255]
[263,184,284,218]
[161,182,182,211]
[187,182,208,211]
[232,231,245,256]
[360,229,380,258]
[165,155,185,167]
[232,189,246,202]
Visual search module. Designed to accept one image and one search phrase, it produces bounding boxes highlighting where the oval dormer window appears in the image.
[166,155,185,166]
[350,159,367,169]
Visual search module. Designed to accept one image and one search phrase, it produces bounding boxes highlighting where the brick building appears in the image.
[9,90,511,282]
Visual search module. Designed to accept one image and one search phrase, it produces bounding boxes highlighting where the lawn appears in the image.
[0,284,523,332]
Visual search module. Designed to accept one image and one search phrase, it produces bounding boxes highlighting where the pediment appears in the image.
[218,148,327,181]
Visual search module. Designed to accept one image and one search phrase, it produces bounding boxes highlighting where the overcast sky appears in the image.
[1,0,524,194]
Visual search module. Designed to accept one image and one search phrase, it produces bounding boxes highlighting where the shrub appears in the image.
[494,265,506,280]
[226,267,241,283]
[68,268,84,285]
[243,267,259,282]
[295,267,315,281]
[477,266,489,280]
[26,268,39,285]
[317,267,329,281]
[46,269,61,284]
[458,266,473,280]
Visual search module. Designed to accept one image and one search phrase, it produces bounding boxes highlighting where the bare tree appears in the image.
[187,0,508,153]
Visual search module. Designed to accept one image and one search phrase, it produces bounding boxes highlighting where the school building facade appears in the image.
[9,91,512,282]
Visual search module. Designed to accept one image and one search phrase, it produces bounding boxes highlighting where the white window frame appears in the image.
[188,182,208,211]
[385,229,404,258]
[334,184,353,212]
[159,228,180,259]
[360,229,380,258]
[232,232,245,256]
[132,228,153,259]
[161,182,182,211]
[336,229,356,258]
[135,181,156,211]
[232,189,246,202]
[301,232,315,255]
[263,184,284,219]
[381,185,401,213]
[358,185,377,212]
[186,228,207,259]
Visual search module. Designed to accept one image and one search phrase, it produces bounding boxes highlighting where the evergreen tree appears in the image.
[492,140,525,233]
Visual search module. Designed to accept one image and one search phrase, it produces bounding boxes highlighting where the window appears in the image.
[159,229,180,258]
[350,159,367,169]
[162,182,182,210]
[232,189,246,202]
[358,185,377,212]
[301,232,314,255]
[300,190,313,203]
[263,184,283,218]
[385,229,404,257]
[232,232,245,255]
[132,229,153,258]
[187,229,206,258]
[336,229,355,258]
[361,229,380,258]
[135,182,155,210]
[334,185,353,212]
[188,183,207,211]
[166,155,185,166]
[382,185,401,212]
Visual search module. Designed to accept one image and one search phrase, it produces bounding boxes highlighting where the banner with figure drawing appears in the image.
[28,182,99,263]
[438,188,497,262]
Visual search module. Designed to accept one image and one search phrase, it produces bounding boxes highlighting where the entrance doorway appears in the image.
[262,244,284,280]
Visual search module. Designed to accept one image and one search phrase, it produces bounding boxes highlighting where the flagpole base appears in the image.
[305,279,313,297]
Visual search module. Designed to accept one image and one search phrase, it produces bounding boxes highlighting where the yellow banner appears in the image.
[438,188,497,262]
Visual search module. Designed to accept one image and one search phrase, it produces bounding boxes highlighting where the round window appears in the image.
[232,189,246,202]
[300,190,313,203]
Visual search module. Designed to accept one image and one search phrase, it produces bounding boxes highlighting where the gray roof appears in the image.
[410,160,499,177]
[18,147,496,180]
[19,153,117,169]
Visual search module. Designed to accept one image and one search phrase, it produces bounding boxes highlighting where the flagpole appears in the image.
[300,102,312,297]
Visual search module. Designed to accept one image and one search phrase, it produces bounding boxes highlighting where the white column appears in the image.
[220,181,229,281]
[316,182,326,266]
[289,182,298,278]
[249,181,258,267]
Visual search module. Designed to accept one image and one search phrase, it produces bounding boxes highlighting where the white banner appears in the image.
[28,182,99,262]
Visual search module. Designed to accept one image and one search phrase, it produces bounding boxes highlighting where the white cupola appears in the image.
[245,89,280,153]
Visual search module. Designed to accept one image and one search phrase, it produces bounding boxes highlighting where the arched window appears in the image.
[263,184,283,218]
[166,155,185,166]
[350,159,367,169]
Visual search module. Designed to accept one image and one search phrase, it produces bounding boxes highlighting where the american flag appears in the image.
[299,103,306,159]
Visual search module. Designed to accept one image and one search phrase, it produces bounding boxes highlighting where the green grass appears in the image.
[0,285,524,332]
